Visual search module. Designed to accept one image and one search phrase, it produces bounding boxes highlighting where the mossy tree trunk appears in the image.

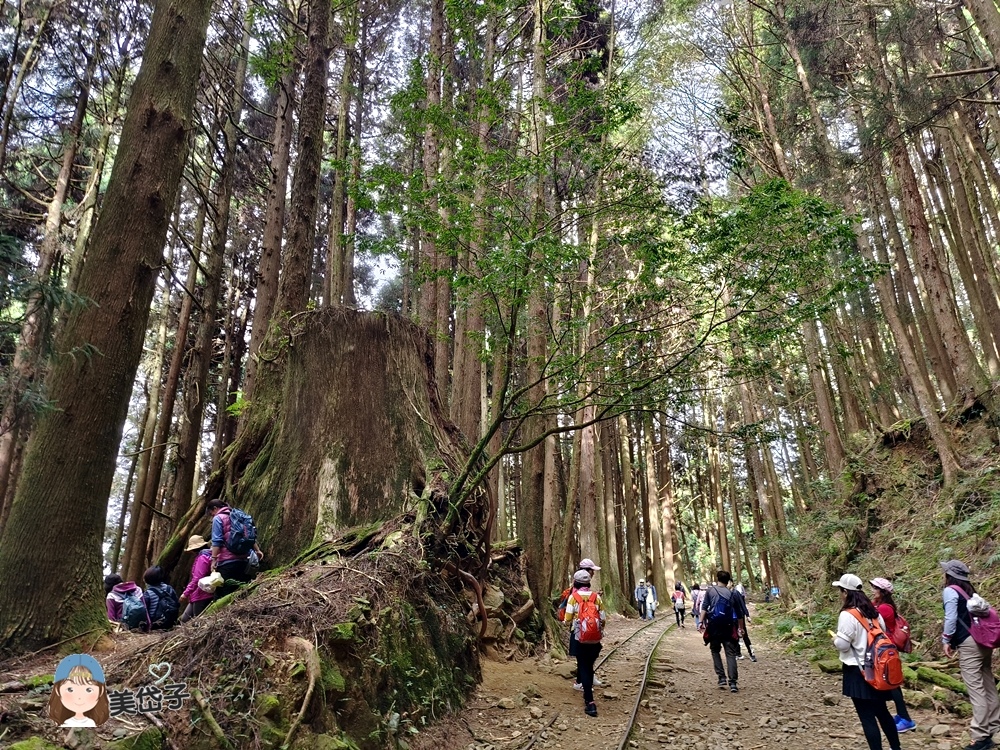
[161,310,486,573]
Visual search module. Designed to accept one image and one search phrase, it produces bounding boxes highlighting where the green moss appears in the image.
[255,692,282,721]
[7,739,62,750]
[329,622,356,641]
[322,658,347,692]
[24,673,53,687]
[916,666,967,694]
[106,727,164,750]
[955,701,974,718]
[260,720,286,749]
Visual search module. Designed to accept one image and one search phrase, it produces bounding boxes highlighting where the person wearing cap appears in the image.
[635,578,650,619]
[579,558,601,577]
[564,569,606,717]
[48,654,110,727]
[178,534,215,622]
[572,558,604,691]
[941,559,1000,750]
[831,573,901,750]
[870,577,915,734]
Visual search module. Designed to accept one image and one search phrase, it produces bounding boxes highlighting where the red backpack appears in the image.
[891,610,913,654]
[850,610,904,691]
[555,587,573,622]
[572,592,603,643]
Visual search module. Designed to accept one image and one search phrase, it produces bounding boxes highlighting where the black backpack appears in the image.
[148,583,180,628]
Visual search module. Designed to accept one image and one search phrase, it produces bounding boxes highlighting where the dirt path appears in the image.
[411,607,972,750]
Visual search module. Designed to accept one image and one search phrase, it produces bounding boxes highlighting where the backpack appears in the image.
[223,508,258,556]
[706,586,737,636]
[555,587,573,622]
[673,591,685,610]
[121,591,149,631]
[950,585,1000,649]
[149,584,180,629]
[890,609,913,654]
[849,610,904,691]
[572,592,603,643]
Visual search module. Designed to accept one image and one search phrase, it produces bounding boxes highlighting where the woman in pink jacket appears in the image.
[178,535,215,622]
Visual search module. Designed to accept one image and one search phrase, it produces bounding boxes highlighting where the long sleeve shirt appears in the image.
[833,610,886,666]
[942,585,971,646]
[182,550,215,602]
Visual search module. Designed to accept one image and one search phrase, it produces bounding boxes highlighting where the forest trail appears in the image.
[413,606,968,750]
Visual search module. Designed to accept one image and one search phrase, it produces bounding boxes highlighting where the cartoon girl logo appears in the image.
[48,654,110,728]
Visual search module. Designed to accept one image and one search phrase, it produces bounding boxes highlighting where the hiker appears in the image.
[178,535,215,622]
[700,569,748,693]
[941,559,1000,750]
[870,577,915,734]
[831,573,901,750]
[572,558,604,690]
[105,575,149,631]
[564,569,606,718]
[691,584,703,629]
[142,566,180,630]
[645,582,657,620]
[672,583,687,628]
[635,578,649,619]
[206,499,263,598]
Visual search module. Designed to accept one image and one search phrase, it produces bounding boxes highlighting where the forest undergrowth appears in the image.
[761,407,1000,717]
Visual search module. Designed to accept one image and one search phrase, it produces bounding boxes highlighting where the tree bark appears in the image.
[245,69,295,399]
[0,0,213,651]
[274,0,331,317]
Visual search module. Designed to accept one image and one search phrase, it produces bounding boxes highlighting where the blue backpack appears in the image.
[121,591,149,631]
[224,508,258,556]
[706,586,737,636]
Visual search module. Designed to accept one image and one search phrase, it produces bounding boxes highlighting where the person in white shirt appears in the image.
[831,574,900,750]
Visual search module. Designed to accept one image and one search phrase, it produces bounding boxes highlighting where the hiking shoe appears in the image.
[750,655,757,662]
[895,718,916,734]
[718,679,727,689]
[964,739,995,750]
[573,682,584,691]
[593,677,604,686]
[736,654,745,660]
[730,684,739,693]
[584,702,598,717]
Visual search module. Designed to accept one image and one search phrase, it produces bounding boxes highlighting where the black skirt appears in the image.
[842,663,894,700]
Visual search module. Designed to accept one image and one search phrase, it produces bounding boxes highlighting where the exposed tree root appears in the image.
[191,687,233,750]
[282,634,320,750]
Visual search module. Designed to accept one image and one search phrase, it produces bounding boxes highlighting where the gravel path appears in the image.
[410,609,975,750]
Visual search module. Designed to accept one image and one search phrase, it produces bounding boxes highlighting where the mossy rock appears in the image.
[255,692,282,721]
[903,689,933,709]
[260,720,287,749]
[817,660,842,673]
[106,727,164,750]
[294,732,359,750]
[322,659,347,693]
[955,701,973,718]
[23,673,53,688]
[7,739,62,750]
[902,666,918,684]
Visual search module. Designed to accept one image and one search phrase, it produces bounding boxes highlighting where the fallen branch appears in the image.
[282,635,320,750]
[191,688,233,750]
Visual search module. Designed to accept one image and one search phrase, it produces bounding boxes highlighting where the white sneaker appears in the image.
[573,682,584,691]
[594,677,604,686]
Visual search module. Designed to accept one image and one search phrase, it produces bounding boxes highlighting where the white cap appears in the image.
[579,558,601,571]
[574,570,592,584]
[831,573,863,591]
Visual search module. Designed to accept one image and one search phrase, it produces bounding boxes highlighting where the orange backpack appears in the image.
[555,587,573,622]
[850,610,904,691]
[572,592,603,643]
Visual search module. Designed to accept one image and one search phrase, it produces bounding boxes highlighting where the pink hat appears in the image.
[870,577,893,593]
[578,558,601,571]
